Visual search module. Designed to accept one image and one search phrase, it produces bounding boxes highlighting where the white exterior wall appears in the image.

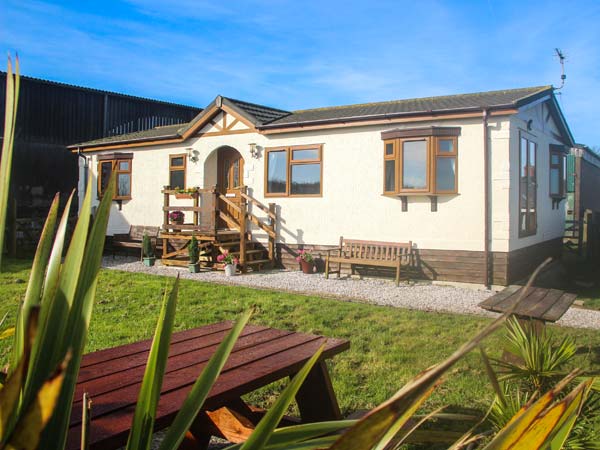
[508,102,566,251]
[84,114,521,252]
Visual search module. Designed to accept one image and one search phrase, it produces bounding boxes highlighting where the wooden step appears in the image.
[245,259,271,266]
[218,241,241,248]
[231,249,264,256]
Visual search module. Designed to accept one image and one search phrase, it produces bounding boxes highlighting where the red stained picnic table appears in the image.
[67,321,349,449]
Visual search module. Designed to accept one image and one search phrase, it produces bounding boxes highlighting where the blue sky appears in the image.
[1,0,599,145]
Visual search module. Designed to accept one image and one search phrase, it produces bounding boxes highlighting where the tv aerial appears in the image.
[555,48,566,90]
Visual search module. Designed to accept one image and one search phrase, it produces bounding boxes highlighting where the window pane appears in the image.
[118,160,130,171]
[529,141,536,169]
[170,170,185,189]
[402,140,427,189]
[290,163,320,195]
[223,160,230,189]
[171,156,185,167]
[267,151,287,193]
[550,168,560,195]
[520,138,528,177]
[118,173,130,197]
[385,160,395,191]
[436,157,456,191]
[385,143,394,156]
[292,148,319,161]
[232,159,240,187]
[100,161,112,194]
[551,154,559,165]
[438,139,454,153]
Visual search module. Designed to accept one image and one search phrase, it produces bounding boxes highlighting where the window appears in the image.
[265,144,322,196]
[549,145,566,198]
[169,154,186,189]
[97,153,132,200]
[381,127,459,195]
[519,134,537,237]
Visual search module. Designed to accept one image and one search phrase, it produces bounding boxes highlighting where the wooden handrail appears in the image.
[218,211,240,230]
[240,192,276,220]
[247,214,276,239]
[218,194,243,215]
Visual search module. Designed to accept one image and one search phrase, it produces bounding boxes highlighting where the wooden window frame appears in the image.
[169,153,187,189]
[264,144,323,197]
[382,131,459,196]
[519,132,537,238]
[549,146,566,199]
[97,153,133,200]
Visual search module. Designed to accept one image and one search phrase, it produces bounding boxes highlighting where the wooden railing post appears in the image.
[239,186,248,270]
[268,202,276,262]
[162,186,170,259]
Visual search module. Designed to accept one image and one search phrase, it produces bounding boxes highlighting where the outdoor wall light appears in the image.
[249,143,261,159]
[187,147,199,163]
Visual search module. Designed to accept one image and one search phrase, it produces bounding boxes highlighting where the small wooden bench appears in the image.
[325,237,413,286]
[479,285,577,332]
[112,225,160,260]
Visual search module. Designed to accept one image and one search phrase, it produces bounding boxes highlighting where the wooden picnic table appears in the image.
[479,285,577,330]
[67,321,349,450]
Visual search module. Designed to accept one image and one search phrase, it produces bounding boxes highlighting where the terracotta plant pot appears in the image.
[300,259,314,274]
[224,264,236,277]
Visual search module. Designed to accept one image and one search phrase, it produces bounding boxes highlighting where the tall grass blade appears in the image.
[10,194,60,370]
[239,344,325,450]
[39,174,115,450]
[126,277,179,450]
[158,309,252,450]
[329,259,551,450]
[23,191,75,408]
[0,55,20,271]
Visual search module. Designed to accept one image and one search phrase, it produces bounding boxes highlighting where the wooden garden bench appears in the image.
[112,225,160,260]
[325,237,413,286]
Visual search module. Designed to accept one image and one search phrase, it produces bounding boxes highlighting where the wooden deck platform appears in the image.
[479,285,577,323]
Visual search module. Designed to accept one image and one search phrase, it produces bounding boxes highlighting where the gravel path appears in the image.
[103,257,600,330]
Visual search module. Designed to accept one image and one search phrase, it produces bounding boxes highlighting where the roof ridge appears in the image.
[224,96,291,114]
[290,86,553,114]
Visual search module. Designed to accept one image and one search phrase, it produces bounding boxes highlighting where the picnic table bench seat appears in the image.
[67,321,349,450]
[111,225,160,260]
[325,236,413,286]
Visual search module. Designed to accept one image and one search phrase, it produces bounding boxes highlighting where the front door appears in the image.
[217,147,244,228]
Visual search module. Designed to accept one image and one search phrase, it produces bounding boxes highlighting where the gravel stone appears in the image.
[103,257,600,330]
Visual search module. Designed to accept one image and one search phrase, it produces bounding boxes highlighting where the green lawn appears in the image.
[1,257,599,416]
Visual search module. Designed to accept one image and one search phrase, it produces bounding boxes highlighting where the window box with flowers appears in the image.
[175,187,201,199]
[296,249,314,274]
[217,251,239,276]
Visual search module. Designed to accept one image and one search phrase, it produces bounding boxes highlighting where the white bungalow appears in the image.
[70,86,575,286]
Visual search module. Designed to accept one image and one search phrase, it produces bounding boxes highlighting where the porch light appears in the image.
[186,147,199,163]
[249,143,261,159]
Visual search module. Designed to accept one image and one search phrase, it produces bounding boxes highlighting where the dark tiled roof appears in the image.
[263,86,552,127]
[73,86,557,148]
[225,97,290,125]
[71,123,184,147]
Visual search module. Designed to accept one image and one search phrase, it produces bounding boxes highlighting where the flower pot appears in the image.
[224,264,236,277]
[188,263,200,273]
[143,257,155,267]
[171,219,184,225]
[300,259,314,274]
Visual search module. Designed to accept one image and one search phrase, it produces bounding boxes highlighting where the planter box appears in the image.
[143,257,156,267]
[175,193,198,199]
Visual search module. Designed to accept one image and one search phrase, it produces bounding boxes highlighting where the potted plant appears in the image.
[188,235,200,273]
[169,210,184,225]
[142,232,155,267]
[175,187,200,199]
[217,251,239,276]
[296,249,314,274]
